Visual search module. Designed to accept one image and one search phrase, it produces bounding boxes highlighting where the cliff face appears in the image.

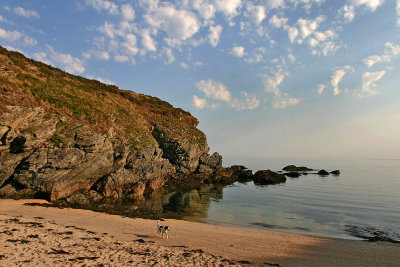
[0,47,222,201]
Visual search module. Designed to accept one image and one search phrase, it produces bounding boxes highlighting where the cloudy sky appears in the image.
[1,0,399,160]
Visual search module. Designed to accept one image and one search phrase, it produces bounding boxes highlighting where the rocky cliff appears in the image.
[0,46,223,201]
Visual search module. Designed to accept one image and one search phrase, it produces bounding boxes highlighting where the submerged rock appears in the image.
[253,170,286,185]
[330,170,340,175]
[345,225,400,243]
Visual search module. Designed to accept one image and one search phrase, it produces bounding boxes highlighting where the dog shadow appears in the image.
[136,234,151,238]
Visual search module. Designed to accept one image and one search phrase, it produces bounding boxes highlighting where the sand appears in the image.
[0,199,399,266]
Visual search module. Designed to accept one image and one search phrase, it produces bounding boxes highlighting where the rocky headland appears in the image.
[0,47,259,204]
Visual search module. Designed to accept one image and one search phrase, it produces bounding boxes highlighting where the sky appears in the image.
[1,0,399,160]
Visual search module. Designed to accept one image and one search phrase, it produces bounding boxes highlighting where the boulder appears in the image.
[330,170,340,175]
[317,169,329,176]
[253,170,286,185]
[282,165,313,172]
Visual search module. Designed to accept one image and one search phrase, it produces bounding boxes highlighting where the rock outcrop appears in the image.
[282,165,313,172]
[253,170,286,185]
[0,46,222,201]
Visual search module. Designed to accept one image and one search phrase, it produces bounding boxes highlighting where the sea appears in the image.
[84,158,400,241]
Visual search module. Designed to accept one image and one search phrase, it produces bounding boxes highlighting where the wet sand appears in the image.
[0,199,399,266]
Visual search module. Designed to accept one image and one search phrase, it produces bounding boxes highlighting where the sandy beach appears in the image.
[0,199,399,266]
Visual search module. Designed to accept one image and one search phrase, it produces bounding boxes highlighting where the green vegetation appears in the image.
[0,46,208,150]
[48,133,65,147]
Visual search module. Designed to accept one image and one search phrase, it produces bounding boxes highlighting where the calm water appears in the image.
[197,158,400,239]
[81,159,400,240]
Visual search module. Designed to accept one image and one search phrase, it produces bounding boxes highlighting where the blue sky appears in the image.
[1,0,399,160]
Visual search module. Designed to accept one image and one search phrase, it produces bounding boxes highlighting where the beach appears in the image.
[0,199,399,266]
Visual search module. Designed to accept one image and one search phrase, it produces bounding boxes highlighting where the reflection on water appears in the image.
[78,184,225,220]
[76,159,400,240]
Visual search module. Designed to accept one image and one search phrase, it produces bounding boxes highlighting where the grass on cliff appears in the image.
[0,46,207,150]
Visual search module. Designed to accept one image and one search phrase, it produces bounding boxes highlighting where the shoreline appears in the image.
[1,199,399,266]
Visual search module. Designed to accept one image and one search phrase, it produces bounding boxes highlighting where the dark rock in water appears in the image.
[282,165,313,172]
[284,172,301,178]
[230,165,253,182]
[330,170,340,175]
[345,225,400,243]
[317,169,329,176]
[253,170,286,185]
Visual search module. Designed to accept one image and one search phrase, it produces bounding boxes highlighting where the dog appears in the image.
[157,220,171,239]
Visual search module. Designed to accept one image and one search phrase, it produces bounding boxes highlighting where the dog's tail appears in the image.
[157,220,160,226]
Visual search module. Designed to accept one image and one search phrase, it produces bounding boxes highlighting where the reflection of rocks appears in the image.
[345,225,400,243]
[284,172,301,178]
[253,170,286,185]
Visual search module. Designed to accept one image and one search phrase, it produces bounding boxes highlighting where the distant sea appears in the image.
[188,158,400,240]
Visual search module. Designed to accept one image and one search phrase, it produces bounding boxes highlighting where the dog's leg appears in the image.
[166,231,168,239]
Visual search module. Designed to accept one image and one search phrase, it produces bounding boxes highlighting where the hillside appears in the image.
[0,46,223,201]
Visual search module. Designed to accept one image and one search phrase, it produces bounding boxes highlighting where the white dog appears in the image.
[157,220,171,239]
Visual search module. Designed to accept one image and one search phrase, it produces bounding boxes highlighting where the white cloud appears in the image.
[264,0,286,9]
[0,27,22,42]
[141,29,157,51]
[318,84,325,94]
[385,42,400,56]
[273,95,300,108]
[47,45,85,74]
[114,54,129,62]
[4,45,24,54]
[340,5,355,23]
[85,0,119,15]
[121,3,135,21]
[364,42,400,68]
[144,3,200,42]
[196,79,231,102]
[397,0,400,26]
[286,26,299,43]
[245,3,266,25]
[364,54,389,67]
[331,65,354,96]
[23,36,37,46]
[232,46,245,57]
[360,70,386,96]
[0,15,4,22]
[269,15,288,28]
[260,69,300,108]
[261,70,286,97]
[349,0,384,11]
[208,24,222,47]
[33,52,48,62]
[161,47,175,64]
[288,53,296,62]
[245,47,266,63]
[14,7,40,19]
[193,95,207,109]
[298,16,324,39]
[190,1,215,20]
[95,76,115,85]
[213,0,242,17]
[121,33,139,55]
[231,92,260,110]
